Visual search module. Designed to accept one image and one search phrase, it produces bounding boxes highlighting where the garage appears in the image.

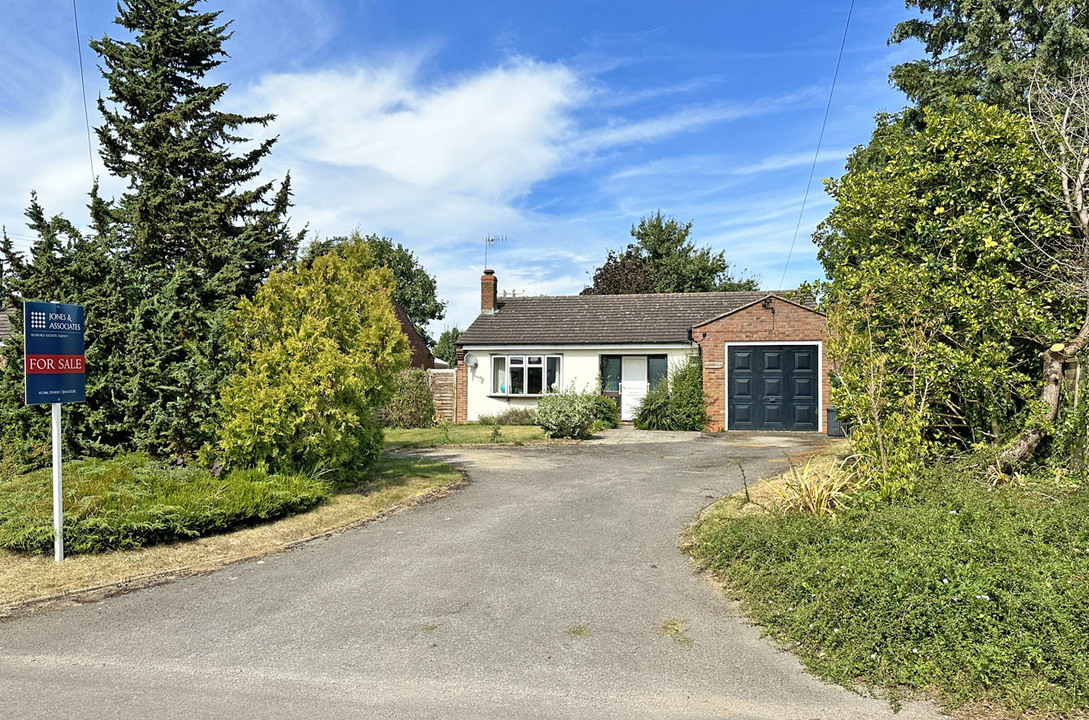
[726,344,819,431]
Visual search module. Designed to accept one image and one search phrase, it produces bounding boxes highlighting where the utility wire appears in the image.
[72,0,96,184]
[777,0,854,291]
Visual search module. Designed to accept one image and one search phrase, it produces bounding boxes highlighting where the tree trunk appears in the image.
[997,304,1089,473]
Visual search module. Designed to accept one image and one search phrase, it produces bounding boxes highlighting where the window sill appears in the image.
[487,393,553,399]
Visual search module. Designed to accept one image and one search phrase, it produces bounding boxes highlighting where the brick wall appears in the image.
[455,348,468,423]
[694,297,830,432]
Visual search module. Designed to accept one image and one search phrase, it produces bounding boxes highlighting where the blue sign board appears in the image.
[24,301,86,405]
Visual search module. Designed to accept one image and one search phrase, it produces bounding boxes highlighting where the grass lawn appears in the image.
[0,456,461,612]
[686,452,1089,717]
[384,424,545,449]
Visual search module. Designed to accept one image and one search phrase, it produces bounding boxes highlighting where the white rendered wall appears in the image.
[460,345,696,422]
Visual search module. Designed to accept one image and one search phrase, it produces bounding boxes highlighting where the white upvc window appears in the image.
[491,354,562,396]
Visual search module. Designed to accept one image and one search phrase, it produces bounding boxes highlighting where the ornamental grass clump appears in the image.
[771,459,855,517]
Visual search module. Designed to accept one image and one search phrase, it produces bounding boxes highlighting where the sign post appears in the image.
[24,301,86,562]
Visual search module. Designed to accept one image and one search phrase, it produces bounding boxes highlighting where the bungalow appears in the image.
[456,270,832,432]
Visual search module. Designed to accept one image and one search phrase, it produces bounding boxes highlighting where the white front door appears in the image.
[621,356,648,421]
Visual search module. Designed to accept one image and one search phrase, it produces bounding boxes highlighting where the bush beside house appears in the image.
[635,357,709,431]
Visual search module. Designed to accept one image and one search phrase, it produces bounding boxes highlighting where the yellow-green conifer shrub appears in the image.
[209,239,409,482]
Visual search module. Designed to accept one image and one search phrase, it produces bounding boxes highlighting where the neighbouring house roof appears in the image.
[0,307,14,343]
[458,291,812,346]
[392,302,435,369]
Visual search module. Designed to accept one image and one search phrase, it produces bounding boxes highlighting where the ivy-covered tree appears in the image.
[582,211,757,295]
[816,101,1078,469]
[304,233,445,343]
[0,0,300,459]
[890,1,1089,112]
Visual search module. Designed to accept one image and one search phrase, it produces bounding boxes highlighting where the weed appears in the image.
[489,423,503,443]
[567,623,592,637]
[656,618,693,647]
[422,624,439,633]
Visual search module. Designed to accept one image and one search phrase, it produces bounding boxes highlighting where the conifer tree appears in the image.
[87,0,302,455]
[0,0,301,460]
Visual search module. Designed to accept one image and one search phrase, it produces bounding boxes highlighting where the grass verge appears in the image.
[384,424,545,449]
[0,456,462,614]
[686,451,1089,717]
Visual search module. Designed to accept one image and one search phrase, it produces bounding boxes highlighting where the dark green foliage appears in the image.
[582,211,757,295]
[0,0,301,459]
[0,454,329,554]
[304,234,445,344]
[382,369,436,429]
[890,1,1089,113]
[589,394,620,429]
[634,358,709,431]
[476,407,537,426]
[688,458,1089,713]
[433,327,461,366]
[535,389,599,439]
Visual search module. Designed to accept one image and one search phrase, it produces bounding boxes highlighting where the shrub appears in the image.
[476,407,537,426]
[382,369,436,429]
[589,393,620,429]
[207,234,410,483]
[634,357,709,431]
[689,456,1089,713]
[0,454,330,554]
[535,388,599,439]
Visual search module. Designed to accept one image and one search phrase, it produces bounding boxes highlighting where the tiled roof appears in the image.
[458,291,804,346]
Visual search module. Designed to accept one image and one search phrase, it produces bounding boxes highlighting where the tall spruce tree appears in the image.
[87,0,302,456]
[0,0,300,460]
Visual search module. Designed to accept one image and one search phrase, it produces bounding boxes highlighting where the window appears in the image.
[648,355,668,391]
[600,356,621,394]
[491,354,562,396]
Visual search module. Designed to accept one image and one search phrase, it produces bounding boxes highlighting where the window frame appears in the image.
[490,353,563,397]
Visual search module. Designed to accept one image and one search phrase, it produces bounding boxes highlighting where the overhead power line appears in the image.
[72,0,96,184]
[777,0,854,291]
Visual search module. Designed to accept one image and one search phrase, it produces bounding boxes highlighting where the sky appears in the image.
[0,1,925,335]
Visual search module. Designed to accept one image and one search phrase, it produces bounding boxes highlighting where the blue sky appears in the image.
[0,1,924,334]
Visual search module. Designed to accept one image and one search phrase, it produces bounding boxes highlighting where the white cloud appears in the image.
[243,56,585,200]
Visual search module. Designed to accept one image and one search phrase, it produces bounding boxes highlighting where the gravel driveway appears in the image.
[0,430,943,719]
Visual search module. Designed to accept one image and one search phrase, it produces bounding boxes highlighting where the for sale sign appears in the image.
[24,301,85,405]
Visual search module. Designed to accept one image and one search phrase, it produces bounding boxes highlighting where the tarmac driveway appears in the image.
[0,430,943,719]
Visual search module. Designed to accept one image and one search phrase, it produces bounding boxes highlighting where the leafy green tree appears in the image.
[304,233,444,343]
[208,238,409,480]
[583,211,757,295]
[816,101,1078,467]
[890,1,1089,112]
[433,327,461,366]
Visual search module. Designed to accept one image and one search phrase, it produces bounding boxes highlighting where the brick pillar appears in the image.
[455,348,468,423]
[481,270,497,314]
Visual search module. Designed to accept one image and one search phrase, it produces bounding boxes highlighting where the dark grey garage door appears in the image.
[728,345,818,431]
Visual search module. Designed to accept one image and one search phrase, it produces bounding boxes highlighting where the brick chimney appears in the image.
[481,269,498,314]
